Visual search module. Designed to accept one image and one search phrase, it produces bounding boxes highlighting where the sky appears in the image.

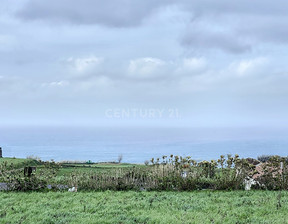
[1,0,288,127]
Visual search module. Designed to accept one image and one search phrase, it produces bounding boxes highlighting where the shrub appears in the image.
[66,154,259,191]
[0,161,60,191]
[255,156,288,190]
[3,154,288,192]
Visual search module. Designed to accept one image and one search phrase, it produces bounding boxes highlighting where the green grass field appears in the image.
[58,163,143,175]
[1,158,288,223]
[1,191,288,223]
[0,157,143,177]
[0,158,41,167]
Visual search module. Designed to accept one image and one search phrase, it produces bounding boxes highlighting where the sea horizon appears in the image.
[1,125,288,163]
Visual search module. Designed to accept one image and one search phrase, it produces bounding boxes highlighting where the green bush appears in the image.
[0,161,60,191]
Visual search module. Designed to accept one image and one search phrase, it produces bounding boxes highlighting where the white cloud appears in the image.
[41,80,69,88]
[176,56,277,97]
[228,57,269,77]
[127,57,167,79]
[175,58,207,75]
[65,56,103,77]
[126,57,208,80]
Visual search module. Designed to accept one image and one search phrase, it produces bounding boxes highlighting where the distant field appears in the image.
[0,191,288,223]
[59,162,143,175]
[0,157,36,165]
[0,157,42,169]
[0,157,143,176]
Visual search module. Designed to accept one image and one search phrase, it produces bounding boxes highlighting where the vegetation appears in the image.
[0,157,41,168]
[258,155,275,163]
[1,156,288,223]
[1,154,288,191]
[1,191,288,223]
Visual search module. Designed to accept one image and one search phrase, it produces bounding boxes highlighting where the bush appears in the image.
[3,154,288,192]
[255,156,288,190]
[66,154,259,191]
[0,161,60,191]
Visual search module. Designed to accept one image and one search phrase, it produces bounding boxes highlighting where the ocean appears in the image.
[0,126,288,163]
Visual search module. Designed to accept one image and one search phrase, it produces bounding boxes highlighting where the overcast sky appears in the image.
[1,0,288,127]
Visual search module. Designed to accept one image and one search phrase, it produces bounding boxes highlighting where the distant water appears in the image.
[0,126,288,163]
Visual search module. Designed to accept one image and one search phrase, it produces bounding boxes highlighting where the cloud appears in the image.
[65,56,103,77]
[180,0,288,16]
[179,2,288,53]
[17,0,170,27]
[177,57,273,94]
[175,58,207,75]
[2,0,288,127]
[126,57,208,80]
[181,20,252,54]
[41,80,69,88]
[127,57,167,79]
[15,0,288,54]
[229,57,269,77]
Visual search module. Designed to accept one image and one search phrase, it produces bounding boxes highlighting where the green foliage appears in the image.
[0,160,60,191]
[255,155,288,190]
[147,154,254,191]
[2,154,288,192]
[0,157,42,169]
[57,154,256,191]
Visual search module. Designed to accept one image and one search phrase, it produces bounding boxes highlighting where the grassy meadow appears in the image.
[1,156,288,223]
[0,157,143,175]
[1,191,288,224]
